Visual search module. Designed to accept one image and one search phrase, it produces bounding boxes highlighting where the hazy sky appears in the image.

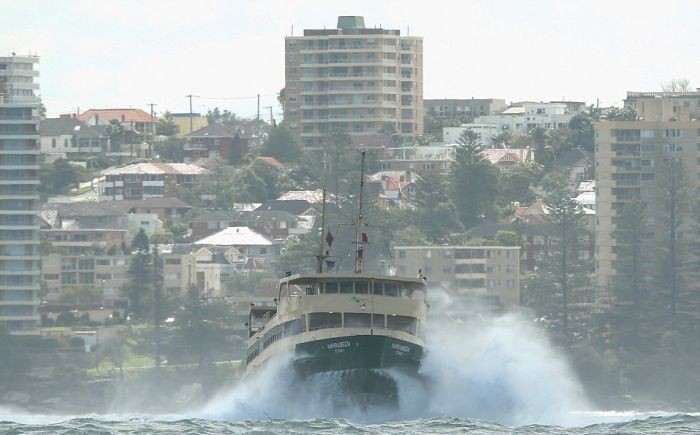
[2,0,698,120]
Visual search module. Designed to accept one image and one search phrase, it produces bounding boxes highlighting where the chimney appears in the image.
[404,170,411,182]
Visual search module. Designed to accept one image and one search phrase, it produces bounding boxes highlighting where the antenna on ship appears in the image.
[316,186,327,273]
[354,151,366,274]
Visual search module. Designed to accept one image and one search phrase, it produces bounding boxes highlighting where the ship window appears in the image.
[372,314,386,328]
[283,318,303,336]
[355,280,369,294]
[373,282,384,295]
[384,283,399,297]
[308,312,342,330]
[344,312,371,328]
[387,315,417,335]
[300,314,307,332]
[324,281,338,294]
[339,281,354,294]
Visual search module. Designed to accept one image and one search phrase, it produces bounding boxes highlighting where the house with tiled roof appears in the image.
[480,148,534,172]
[184,122,251,164]
[98,162,207,201]
[368,170,418,209]
[189,209,307,241]
[194,226,281,270]
[78,108,156,137]
[39,117,109,161]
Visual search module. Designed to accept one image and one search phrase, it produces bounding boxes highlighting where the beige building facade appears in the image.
[284,16,423,147]
[594,96,700,300]
[394,245,520,309]
[0,54,42,335]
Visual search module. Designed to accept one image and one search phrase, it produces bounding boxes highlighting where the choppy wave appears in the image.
[1,414,700,434]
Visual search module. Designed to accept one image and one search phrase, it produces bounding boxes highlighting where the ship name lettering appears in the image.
[391,343,410,353]
[326,341,351,349]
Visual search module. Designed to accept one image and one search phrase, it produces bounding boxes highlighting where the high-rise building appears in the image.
[594,95,700,301]
[284,16,423,147]
[0,54,41,335]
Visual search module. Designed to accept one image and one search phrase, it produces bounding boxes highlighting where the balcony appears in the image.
[184,143,210,151]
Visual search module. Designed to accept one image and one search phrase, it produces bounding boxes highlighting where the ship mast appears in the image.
[354,151,366,274]
[316,186,327,273]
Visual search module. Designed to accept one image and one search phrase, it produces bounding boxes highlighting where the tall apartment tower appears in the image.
[284,16,423,147]
[0,54,41,335]
[594,92,700,301]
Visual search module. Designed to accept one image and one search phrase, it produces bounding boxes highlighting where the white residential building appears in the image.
[476,102,575,136]
[443,123,501,148]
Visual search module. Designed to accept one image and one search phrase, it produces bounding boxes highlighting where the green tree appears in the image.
[39,158,82,195]
[606,106,638,121]
[125,229,152,320]
[261,126,302,163]
[610,199,649,341]
[449,129,499,229]
[152,246,164,368]
[569,105,601,153]
[546,192,588,342]
[498,161,543,205]
[491,129,512,149]
[657,159,692,329]
[412,174,463,242]
[106,120,125,152]
[156,137,185,162]
[529,127,554,166]
[170,300,235,369]
[156,110,179,136]
[206,107,236,124]
[323,129,357,198]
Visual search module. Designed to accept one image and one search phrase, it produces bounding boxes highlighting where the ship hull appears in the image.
[293,334,423,408]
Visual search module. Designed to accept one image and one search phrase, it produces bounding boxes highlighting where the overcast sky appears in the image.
[2,0,698,120]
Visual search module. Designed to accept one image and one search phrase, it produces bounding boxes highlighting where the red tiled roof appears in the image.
[480,148,530,165]
[254,156,285,169]
[78,108,156,123]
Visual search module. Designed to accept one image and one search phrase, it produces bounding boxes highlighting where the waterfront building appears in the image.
[0,54,41,335]
[284,16,423,147]
[594,95,700,302]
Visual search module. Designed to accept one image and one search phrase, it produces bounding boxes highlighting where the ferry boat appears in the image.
[243,152,428,406]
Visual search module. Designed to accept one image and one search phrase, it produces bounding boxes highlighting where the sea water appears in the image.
[2,296,698,434]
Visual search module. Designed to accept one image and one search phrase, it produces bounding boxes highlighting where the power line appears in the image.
[194,94,276,101]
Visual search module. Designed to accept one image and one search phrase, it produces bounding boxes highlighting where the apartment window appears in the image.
[664,129,681,138]
[506,264,515,273]
[51,138,56,148]
[259,247,267,255]
[288,53,296,62]
[398,250,405,259]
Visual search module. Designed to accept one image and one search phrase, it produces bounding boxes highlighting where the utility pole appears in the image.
[147,103,157,158]
[186,94,194,133]
[256,94,260,145]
